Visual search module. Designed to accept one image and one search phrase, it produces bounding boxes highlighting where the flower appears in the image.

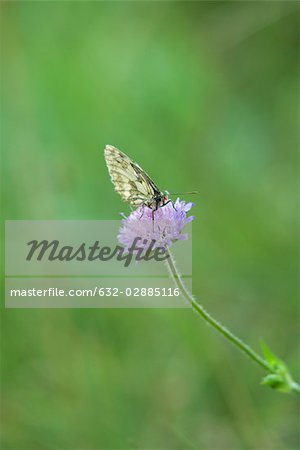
[118,198,195,252]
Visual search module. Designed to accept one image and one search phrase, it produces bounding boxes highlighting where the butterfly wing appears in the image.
[104,145,161,207]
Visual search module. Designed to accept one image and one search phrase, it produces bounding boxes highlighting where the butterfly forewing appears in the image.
[104,145,161,208]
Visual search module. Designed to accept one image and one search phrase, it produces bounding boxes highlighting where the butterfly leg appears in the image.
[139,206,145,220]
[152,209,155,231]
[161,199,177,211]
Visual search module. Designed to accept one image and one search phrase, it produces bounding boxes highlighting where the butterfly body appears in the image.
[104,145,170,213]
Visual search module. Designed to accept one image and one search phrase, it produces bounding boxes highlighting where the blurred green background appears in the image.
[1,2,299,449]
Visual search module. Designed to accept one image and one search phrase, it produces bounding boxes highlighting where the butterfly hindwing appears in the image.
[104,145,161,207]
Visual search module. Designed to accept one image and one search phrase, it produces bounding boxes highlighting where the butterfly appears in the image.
[104,145,197,222]
[104,145,173,220]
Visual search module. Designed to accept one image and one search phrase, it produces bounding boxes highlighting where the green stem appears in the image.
[165,247,300,394]
[291,382,300,394]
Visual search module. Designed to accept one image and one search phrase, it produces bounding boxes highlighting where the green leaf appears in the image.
[260,341,294,393]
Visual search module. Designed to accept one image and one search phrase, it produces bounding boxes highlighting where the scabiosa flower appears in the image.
[118,198,195,252]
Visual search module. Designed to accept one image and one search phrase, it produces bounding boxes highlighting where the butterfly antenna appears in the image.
[168,191,198,195]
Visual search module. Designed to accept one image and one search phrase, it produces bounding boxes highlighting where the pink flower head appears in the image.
[118,198,195,252]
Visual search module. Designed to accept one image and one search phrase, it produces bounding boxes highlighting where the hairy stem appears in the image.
[165,247,300,394]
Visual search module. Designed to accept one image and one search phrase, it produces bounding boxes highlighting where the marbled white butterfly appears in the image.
[104,145,196,219]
